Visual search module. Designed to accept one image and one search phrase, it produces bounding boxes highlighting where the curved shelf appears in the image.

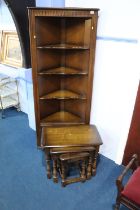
[40,90,86,100]
[37,43,89,50]
[38,67,88,75]
[40,111,84,126]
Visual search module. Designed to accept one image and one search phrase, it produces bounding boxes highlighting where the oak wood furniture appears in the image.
[28,7,99,146]
[59,152,90,187]
[42,125,103,180]
[50,146,95,182]
[115,154,140,210]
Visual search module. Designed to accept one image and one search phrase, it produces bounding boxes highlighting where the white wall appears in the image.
[0,0,16,30]
[66,0,140,164]
[36,0,65,7]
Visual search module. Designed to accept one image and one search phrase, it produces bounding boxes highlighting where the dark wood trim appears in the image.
[122,82,140,166]
[85,11,98,123]
[4,0,36,68]
[28,7,100,11]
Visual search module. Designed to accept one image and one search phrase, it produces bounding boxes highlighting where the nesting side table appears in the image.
[41,125,103,181]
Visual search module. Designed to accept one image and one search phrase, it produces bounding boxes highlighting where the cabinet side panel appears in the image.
[65,18,85,45]
[28,10,42,146]
[62,76,88,95]
[84,19,92,47]
[65,50,90,72]
[64,100,86,121]
[40,101,60,120]
[35,17,61,46]
[38,76,60,97]
[37,50,61,72]
[85,12,98,123]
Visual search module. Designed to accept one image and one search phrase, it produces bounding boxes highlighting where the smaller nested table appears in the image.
[41,125,103,181]
[60,152,90,187]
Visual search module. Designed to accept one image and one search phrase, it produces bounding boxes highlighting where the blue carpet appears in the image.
[0,108,130,210]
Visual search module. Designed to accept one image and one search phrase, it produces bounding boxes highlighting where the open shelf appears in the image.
[38,76,87,99]
[40,111,84,126]
[37,43,89,50]
[35,17,92,47]
[37,50,89,73]
[38,67,88,75]
[40,90,86,100]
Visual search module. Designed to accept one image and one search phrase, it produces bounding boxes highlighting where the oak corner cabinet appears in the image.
[28,7,99,146]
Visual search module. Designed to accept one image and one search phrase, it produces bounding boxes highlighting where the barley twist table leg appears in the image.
[87,155,92,179]
[53,159,58,183]
[81,160,86,182]
[92,146,99,176]
[46,159,51,179]
[61,160,66,187]
[45,149,52,179]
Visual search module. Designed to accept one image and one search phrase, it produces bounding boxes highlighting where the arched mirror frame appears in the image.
[3,0,36,68]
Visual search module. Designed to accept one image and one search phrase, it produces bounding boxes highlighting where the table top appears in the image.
[41,125,103,148]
